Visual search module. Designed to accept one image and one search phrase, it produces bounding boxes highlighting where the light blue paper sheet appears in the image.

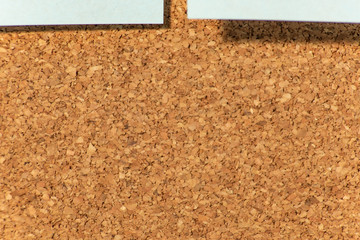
[0,0,163,26]
[188,0,360,23]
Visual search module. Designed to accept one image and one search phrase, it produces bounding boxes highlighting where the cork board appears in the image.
[1,0,360,239]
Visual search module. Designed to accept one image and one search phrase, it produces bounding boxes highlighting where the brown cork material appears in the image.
[1,0,360,239]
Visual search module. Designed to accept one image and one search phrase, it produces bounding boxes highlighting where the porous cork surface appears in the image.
[1,0,360,239]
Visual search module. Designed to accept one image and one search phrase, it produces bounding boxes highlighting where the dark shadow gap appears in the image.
[223,21,360,43]
[0,0,171,33]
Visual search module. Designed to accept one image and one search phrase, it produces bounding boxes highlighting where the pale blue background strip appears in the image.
[188,0,360,23]
[0,0,163,26]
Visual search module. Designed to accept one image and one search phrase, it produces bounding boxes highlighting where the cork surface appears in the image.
[1,1,360,239]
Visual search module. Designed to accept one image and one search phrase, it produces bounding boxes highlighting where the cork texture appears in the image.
[1,1,360,239]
